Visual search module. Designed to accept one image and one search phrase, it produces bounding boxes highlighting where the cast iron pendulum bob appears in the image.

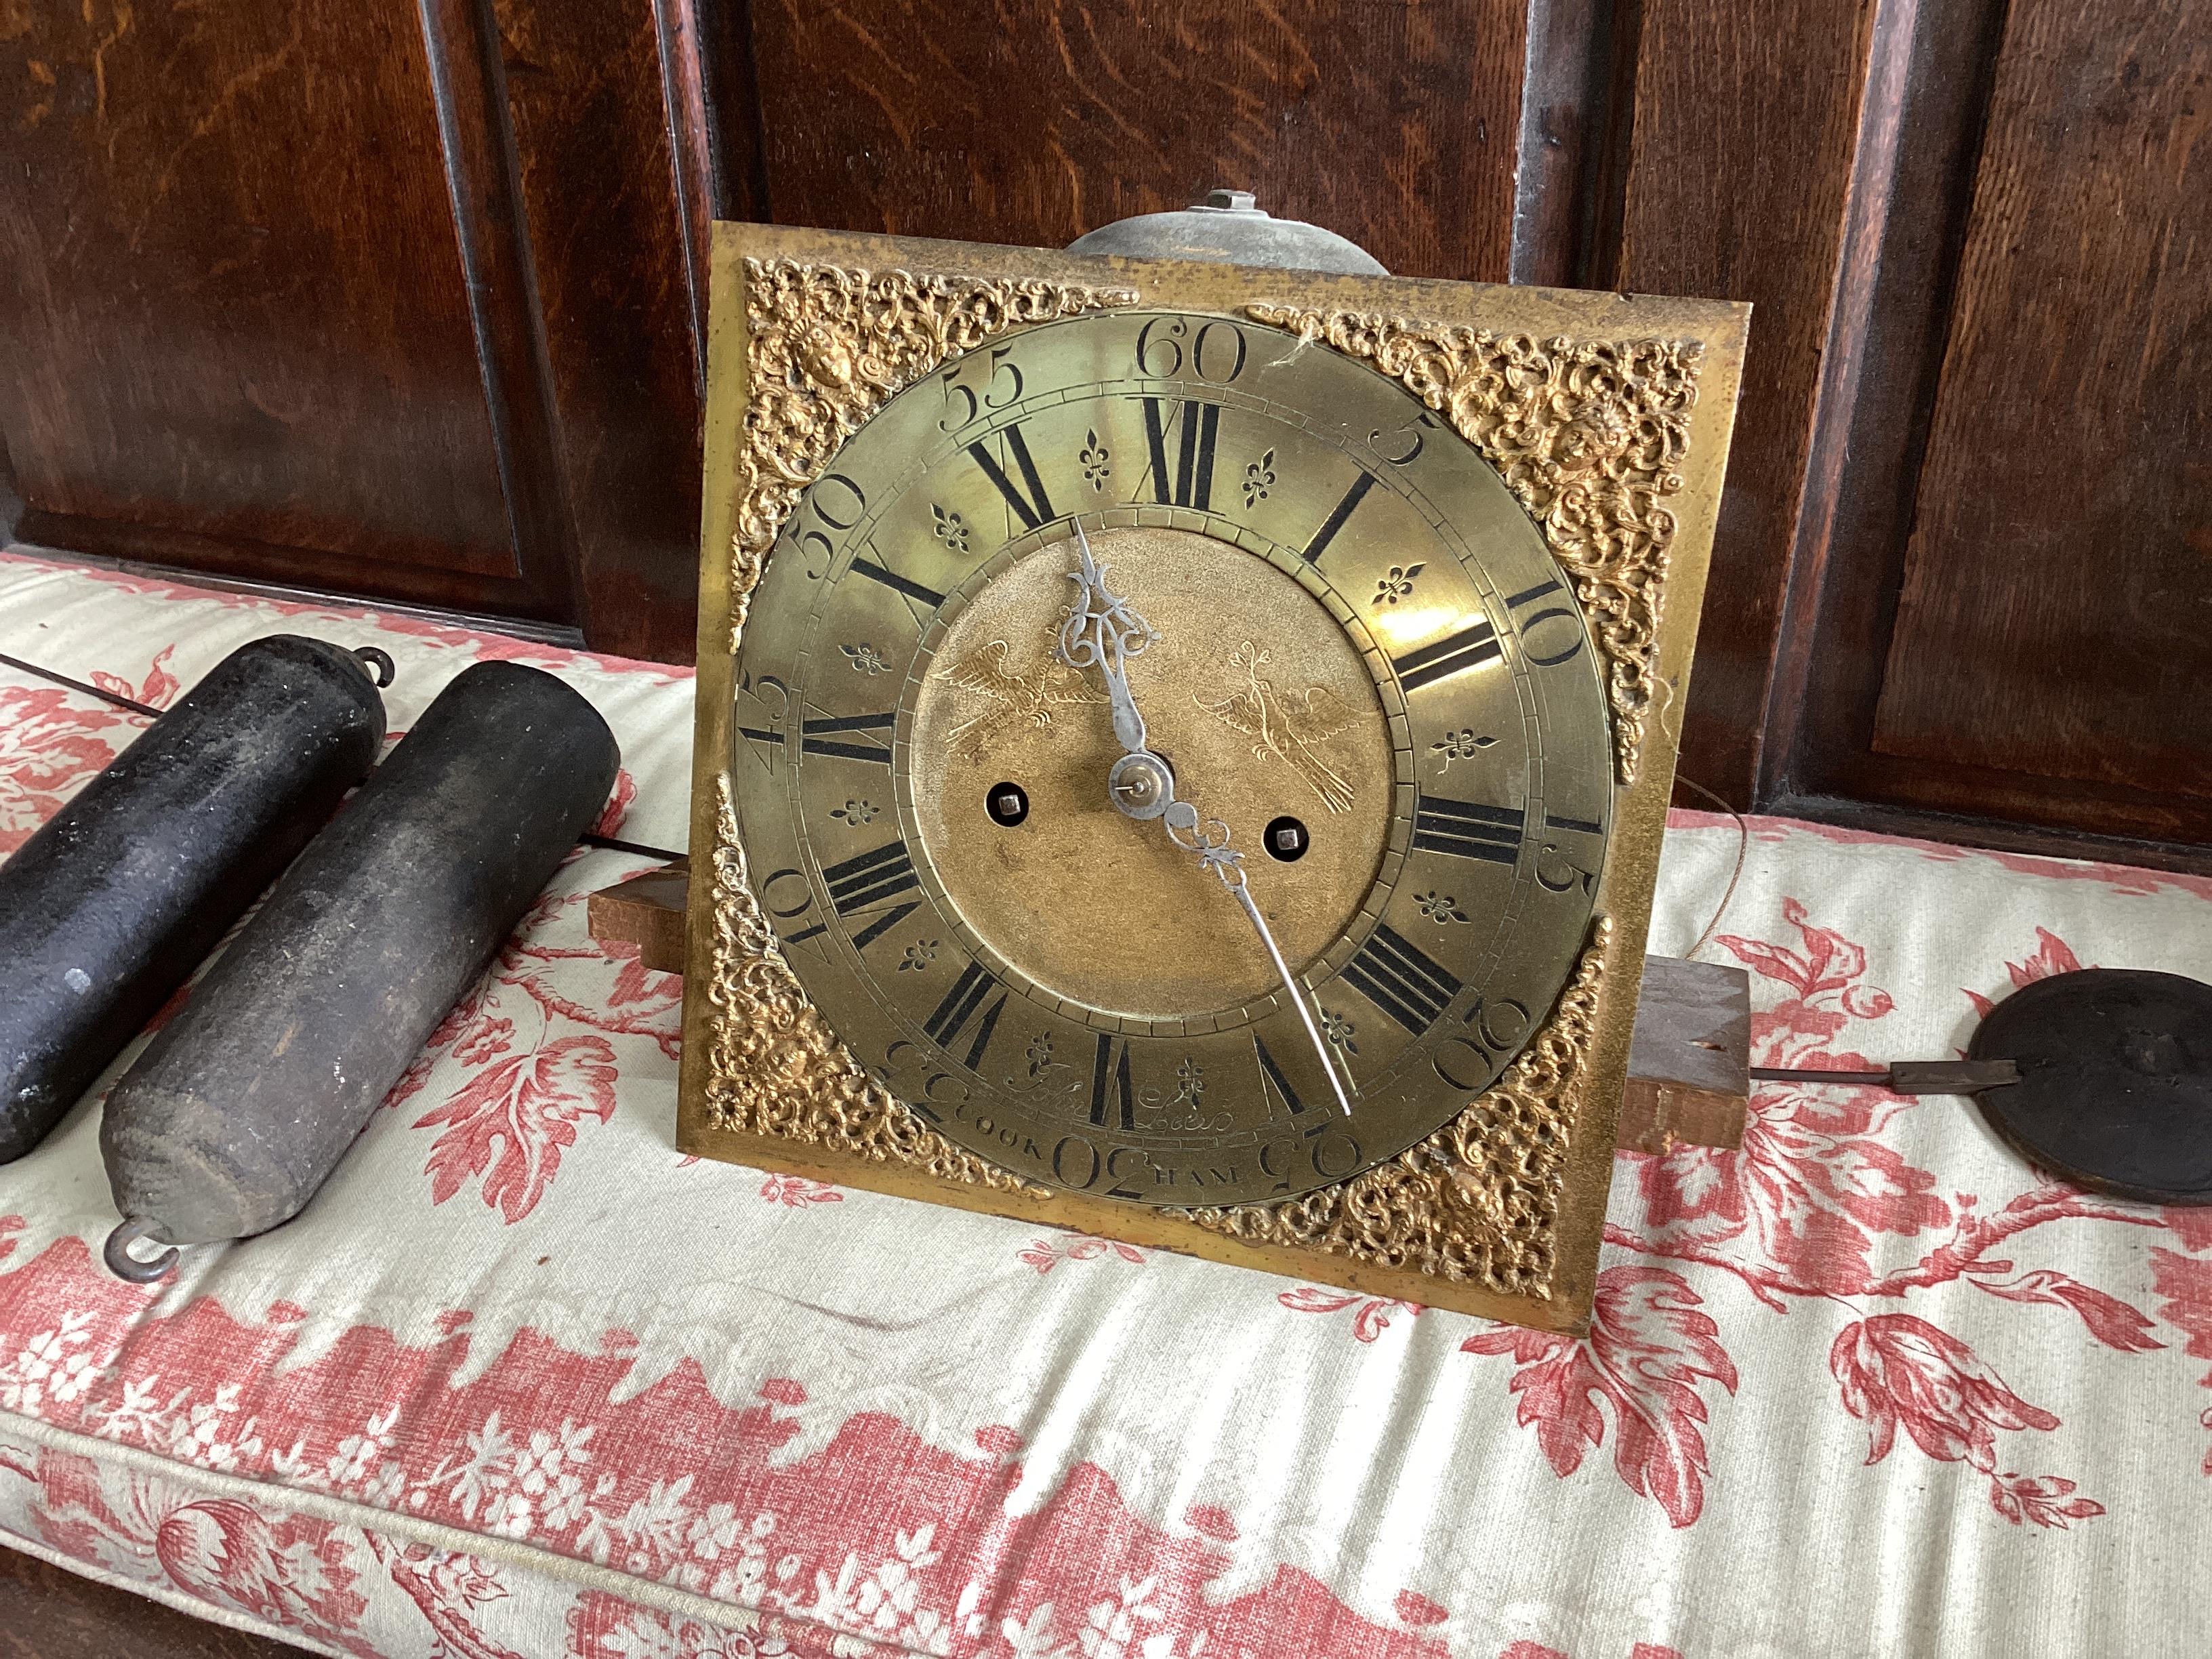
[101,661,621,1280]
[0,637,388,1164]
[1967,968,2212,1206]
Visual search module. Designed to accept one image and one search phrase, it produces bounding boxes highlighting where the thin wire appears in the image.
[0,648,161,717]
[580,831,685,861]
[1,646,687,863]
[1674,774,1749,960]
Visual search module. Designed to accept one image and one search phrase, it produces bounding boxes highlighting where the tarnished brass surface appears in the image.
[726,260,1140,649]
[680,222,1748,1333]
[912,525,1391,1018]
[1249,306,1700,783]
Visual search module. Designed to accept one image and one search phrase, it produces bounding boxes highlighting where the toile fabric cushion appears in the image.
[3,547,2211,1658]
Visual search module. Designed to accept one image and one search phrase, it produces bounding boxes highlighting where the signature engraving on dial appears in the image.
[933,625,1106,760]
[1195,641,1361,814]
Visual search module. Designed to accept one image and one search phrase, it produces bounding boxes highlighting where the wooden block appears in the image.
[585,859,689,973]
[1616,955,1752,1154]
[584,867,1752,1153]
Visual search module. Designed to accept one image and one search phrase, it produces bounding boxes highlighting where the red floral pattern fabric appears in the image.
[3,551,2210,1655]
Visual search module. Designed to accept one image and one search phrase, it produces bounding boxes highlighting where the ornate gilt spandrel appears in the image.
[1179,918,1608,1300]
[728,260,1141,649]
[702,773,1032,1191]
[1246,306,1702,784]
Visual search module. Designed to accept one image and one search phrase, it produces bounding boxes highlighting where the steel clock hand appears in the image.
[1055,525,1156,756]
[1053,525,1355,1117]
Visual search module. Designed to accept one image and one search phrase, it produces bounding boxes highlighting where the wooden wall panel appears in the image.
[493,0,712,661]
[745,0,1530,283]
[0,0,556,615]
[1868,0,2211,801]
[1757,0,2212,861]
[1610,0,1881,806]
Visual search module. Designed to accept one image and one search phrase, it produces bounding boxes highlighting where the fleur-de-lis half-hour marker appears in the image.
[1243,448,1276,508]
[931,503,970,553]
[841,642,887,675]
[1080,430,1111,491]
[1416,890,1470,925]
[1430,728,1498,770]
[1373,563,1426,606]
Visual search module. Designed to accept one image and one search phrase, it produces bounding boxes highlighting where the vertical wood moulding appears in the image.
[413,0,582,618]
[1613,0,1883,809]
[652,0,720,400]
[1757,0,1926,799]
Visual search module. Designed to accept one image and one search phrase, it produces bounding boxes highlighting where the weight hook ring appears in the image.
[104,1216,180,1284]
[350,646,397,689]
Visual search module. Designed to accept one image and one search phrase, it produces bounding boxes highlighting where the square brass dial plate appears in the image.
[679,222,1746,1334]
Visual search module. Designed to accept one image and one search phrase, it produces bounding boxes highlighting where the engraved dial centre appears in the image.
[908,525,1392,1022]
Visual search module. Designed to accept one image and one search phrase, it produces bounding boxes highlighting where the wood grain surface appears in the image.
[1758,0,2212,858]
[0,1542,313,1659]
[491,0,710,661]
[1611,0,1882,809]
[747,0,1530,281]
[1870,0,2211,800]
[0,0,545,608]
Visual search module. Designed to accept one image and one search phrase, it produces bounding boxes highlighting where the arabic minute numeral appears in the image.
[1505,577,1586,665]
[787,472,867,580]
[1431,994,1534,1090]
[1536,811,1604,895]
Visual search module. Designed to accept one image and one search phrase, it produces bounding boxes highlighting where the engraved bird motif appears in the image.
[1197,640,1360,814]
[936,630,1105,760]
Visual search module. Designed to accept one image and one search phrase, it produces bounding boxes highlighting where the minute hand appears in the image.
[1052,527,1355,1116]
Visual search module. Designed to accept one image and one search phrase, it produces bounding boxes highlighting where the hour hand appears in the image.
[1054,525,1156,756]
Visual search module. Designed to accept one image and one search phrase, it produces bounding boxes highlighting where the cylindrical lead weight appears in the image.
[0,637,386,1164]
[100,662,619,1276]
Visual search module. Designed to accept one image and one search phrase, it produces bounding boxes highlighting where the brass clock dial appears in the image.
[729,307,1613,1208]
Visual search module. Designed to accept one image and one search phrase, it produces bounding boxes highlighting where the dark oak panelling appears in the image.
[0,0,712,659]
[1511,0,1639,289]
[1611,0,1882,806]
[1868,0,2211,802]
[747,0,1531,282]
[0,0,547,612]
[493,0,710,661]
[1763,0,2212,859]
